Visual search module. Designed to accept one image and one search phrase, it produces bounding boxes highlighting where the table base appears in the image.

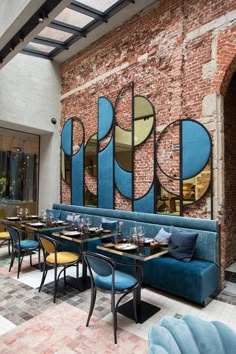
[118,299,160,323]
[66,275,91,292]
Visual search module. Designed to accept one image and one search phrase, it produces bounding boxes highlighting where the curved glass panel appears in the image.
[98,97,113,140]
[61,151,71,185]
[134,96,154,146]
[182,120,211,179]
[115,125,132,171]
[85,134,97,207]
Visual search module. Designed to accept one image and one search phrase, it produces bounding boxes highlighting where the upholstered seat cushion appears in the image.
[143,256,219,304]
[95,270,138,290]
[46,252,79,264]
[16,240,39,249]
[148,315,236,354]
[0,231,10,238]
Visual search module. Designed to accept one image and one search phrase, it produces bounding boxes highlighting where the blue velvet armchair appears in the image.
[148,315,236,354]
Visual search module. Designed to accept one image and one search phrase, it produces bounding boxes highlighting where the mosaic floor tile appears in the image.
[0,303,148,353]
[1,244,236,352]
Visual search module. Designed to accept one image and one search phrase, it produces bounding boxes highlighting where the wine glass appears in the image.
[129,226,138,244]
[137,226,145,238]
[86,217,92,228]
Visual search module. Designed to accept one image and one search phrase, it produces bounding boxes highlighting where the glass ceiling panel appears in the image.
[38,27,73,42]
[26,42,55,53]
[55,8,93,28]
[74,0,120,12]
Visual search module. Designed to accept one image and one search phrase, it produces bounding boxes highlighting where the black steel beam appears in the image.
[21,48,50,59]
[48,20,86,37]
[0,0,64,63]
[33,36,67,49]
[69,1,106,21]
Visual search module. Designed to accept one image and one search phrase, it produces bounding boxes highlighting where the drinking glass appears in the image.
[137,226,145,238]
[129,227,138,244]
[86,217,92,228]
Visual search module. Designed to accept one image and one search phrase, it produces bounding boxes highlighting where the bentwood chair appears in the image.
[0,228,11,254]
[7,225,40,278]
[37,234,80,303]
[83,251,143,344]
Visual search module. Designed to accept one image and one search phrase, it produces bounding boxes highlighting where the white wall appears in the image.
[0,0,31,37]
[0,53,61,211]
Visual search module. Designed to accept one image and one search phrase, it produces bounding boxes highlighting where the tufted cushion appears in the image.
[149,315,236,354]
[169,226,198,262]
[46,209,61,220]
[46,252,79,264]
[95,270,138,290]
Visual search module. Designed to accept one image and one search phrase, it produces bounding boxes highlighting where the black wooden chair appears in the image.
[8,225,41,278]
[83,251,143,344]
[37,233,80,303]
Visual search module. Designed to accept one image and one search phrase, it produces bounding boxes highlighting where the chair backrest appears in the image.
[7,226,20,242]
[84,251,114,277]
[37,234,56,254]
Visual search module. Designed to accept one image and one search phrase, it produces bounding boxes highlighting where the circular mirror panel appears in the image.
[134,96,154,146]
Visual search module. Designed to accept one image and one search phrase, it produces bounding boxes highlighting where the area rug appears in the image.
[0,302,148,353]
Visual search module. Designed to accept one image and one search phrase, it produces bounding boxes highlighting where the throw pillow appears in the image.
[46,209,61,220]
[168,226,198,262]
[154,228,172,243]
[101,218,118,231]
[101,218,118,243]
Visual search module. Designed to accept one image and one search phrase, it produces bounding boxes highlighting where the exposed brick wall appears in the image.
[60,0,236,274]
[224,75,236,266]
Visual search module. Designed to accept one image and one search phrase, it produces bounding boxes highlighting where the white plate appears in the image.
[145,238,153,243]
[28,222,44,227]
[115,243,137,251]
[30,215,38,218]
[62,231,80,236]
[5,216,19,220]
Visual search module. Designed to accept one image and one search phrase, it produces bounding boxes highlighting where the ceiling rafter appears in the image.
[32,36,67,49]
[68,1,107,22]
[48,20,87,36]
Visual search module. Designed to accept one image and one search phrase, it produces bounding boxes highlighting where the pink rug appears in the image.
[0,302,148,353]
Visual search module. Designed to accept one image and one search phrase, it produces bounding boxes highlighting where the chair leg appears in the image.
[63,267,66,288]
[133,289,138,323]
[76,261,79,279]
[9,250,16,272]
[30,252,33,266]
[39,264,48,292]
[53,265,58,303]
[111,294,117,344]
[17,252,21,279]
[86,288,97,327]
[38,248,41,271]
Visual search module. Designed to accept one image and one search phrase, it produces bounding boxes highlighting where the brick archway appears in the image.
[212,26,236,96]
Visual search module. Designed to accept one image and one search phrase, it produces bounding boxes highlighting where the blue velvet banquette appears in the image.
[50,203,220,306]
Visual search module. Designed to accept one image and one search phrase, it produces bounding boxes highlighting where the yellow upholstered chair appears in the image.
[0,230,11,254]
[37,233,80,303]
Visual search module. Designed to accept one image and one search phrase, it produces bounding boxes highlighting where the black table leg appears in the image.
[117,261,160,323]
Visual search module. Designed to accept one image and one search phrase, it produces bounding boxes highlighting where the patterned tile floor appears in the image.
[0,245,236,353]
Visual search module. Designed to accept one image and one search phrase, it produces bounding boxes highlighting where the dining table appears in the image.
[52,229,116,291]
[97,241,170,323]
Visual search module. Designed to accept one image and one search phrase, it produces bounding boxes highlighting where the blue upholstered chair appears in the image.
[8,225,40,278]
[148,314,236,354]
[83,251,143,344]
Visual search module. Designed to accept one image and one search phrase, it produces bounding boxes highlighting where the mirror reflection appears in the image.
[134,96,154,146]
[61,151,71,185]
[85,134,97,207]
